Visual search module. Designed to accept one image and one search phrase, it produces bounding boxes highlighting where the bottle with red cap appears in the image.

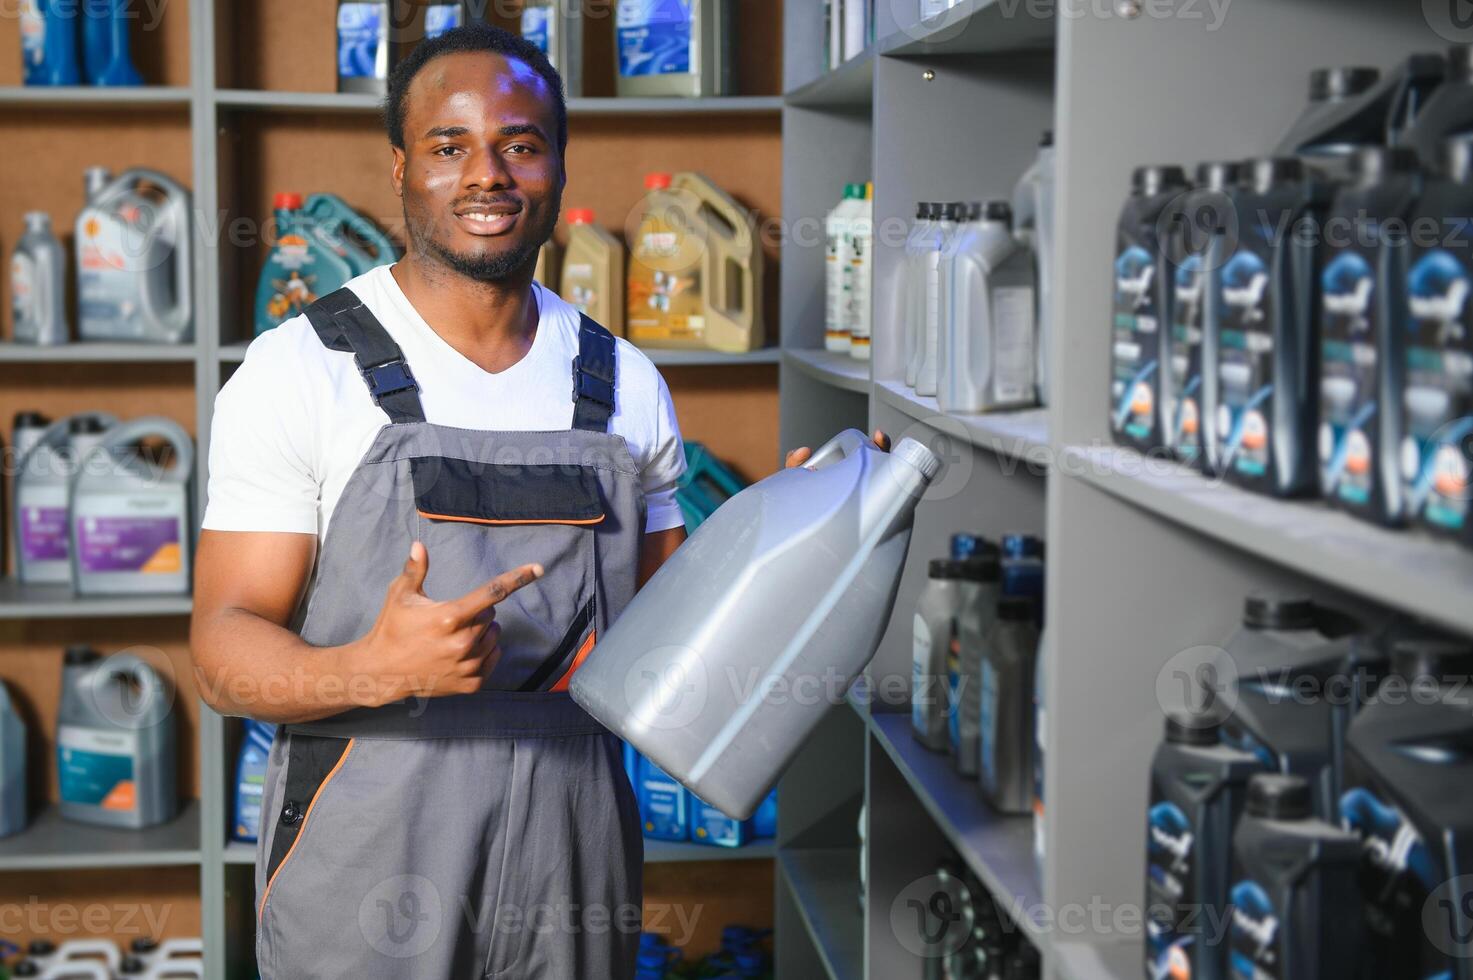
[626,171,762,351]
[559,208,625,335]
[254,191,356,336]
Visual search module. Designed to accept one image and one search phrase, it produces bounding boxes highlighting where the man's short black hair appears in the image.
[385,22,568,154]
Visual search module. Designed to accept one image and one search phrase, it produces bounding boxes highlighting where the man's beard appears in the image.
[407,196,560,285]
[423,234,540,283]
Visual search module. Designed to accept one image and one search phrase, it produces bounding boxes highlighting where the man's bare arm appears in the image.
[190,530,539,724]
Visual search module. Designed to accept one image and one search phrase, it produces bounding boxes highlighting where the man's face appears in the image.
[393,51,563,283]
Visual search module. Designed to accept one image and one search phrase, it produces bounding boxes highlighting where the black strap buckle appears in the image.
[362,358,417,401]
[571,356,614,408]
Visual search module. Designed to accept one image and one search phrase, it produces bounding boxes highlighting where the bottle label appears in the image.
[1319,243,1380,507]
[979,660,998,786]
[425,4,463,40]
[627,192,707,343]
[911,614,933,734]
[616,0,693,78]
[77,204,177,340]
[58,724,139,811]
[1228,880,1281,980]
[1216,216,1280,481]
[75,514,183,574]
[337,3,387,81]
[521,7,551,53]
[992,285,1036,404]
[1145,798,1197,980]
[1110,236,1161,444]
[11,253,36,335]
[1169,254,1206,461]
[1404,234,1473,534]
[21,505,69,562]
[19,0,45,74]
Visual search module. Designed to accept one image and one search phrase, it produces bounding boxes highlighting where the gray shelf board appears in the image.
[0,578,192,618]
[1064,444,1473,636]
[878,0,1057,57]
[783,348,872,394]
[874,379,1050,467]
[0,342,199,363]
[225,836,771,867]
[0,86,191,108]
[867,711,1048,944]
[219,343,250,363]
[215,89,781,116]
[784,51,875,109]
[642,347,782,367]
[777,847,865,980]
[643,838,776,863]
[1053,938,1141,980]
[0,801,201,871]
[215,89,383,113]
[224,841,256,866]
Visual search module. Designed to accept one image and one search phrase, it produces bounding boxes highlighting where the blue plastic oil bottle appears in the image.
[232,720,276,843]
[636,755,689,841]
[81,0,142,86]
[687,790,751,847]
[27,0,81,85]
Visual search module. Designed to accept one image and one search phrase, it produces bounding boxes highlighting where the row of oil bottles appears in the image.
[6,411,193,596]
[1110,47,1473,549]
[254,172,764,352]
[0,938,202,980]
[335,0,736,99]
[10,166,763,352]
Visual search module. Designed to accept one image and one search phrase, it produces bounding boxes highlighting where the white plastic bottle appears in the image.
[941,200,1037,413]
[1013,131,1056,406]
[904,203,939,388]
[825,185,860,353]
[916,202,963,398]
[847,182,875,361]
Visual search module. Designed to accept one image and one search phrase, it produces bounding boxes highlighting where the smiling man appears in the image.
[190,24,687,979]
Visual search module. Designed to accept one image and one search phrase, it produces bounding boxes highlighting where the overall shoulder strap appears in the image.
[571,313,617,433]
[302,287,426,425]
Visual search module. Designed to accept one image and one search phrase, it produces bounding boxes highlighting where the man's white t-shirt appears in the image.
[203,265,687,539]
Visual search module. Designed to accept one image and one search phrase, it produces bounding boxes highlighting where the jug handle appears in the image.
[132,178,193,341]
[802,428,871,471]
[111,657,167,718]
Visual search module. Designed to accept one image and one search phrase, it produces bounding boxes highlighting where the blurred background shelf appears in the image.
[0,579,192,618]
[782,349,871,394]
[0,802,201,871]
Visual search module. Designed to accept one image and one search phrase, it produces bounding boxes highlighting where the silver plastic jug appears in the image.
[0,679,26,838]
[75,168,193,344]
[70,417,193,596]
[571,429,941,818]
[57,647,177,829]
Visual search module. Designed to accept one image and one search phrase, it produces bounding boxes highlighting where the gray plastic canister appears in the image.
[70,417,193,596]
[0,680,26,838]
[57,647,177,829]
[572,430,941,818]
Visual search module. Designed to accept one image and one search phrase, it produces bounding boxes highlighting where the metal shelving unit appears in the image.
[0,803,202,872]
[776,3,1464,980]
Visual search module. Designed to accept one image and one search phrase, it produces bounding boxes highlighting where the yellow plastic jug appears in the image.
[560,208,625,335]
[627,171,763,352]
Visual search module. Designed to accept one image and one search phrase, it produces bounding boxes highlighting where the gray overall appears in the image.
[253,287,647,979]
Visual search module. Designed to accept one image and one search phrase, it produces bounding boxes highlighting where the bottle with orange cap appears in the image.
[254,192,356,336]
[559,208,625,336]
[626,171,763,352]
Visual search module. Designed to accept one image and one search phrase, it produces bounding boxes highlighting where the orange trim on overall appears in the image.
[416,510,606,527]
[550,630,598,692]
[257,738,356,921]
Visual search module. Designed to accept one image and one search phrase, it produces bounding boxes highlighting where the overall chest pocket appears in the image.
[411,456,603,692]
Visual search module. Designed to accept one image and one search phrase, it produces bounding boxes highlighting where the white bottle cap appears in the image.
[892,437,941,483]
